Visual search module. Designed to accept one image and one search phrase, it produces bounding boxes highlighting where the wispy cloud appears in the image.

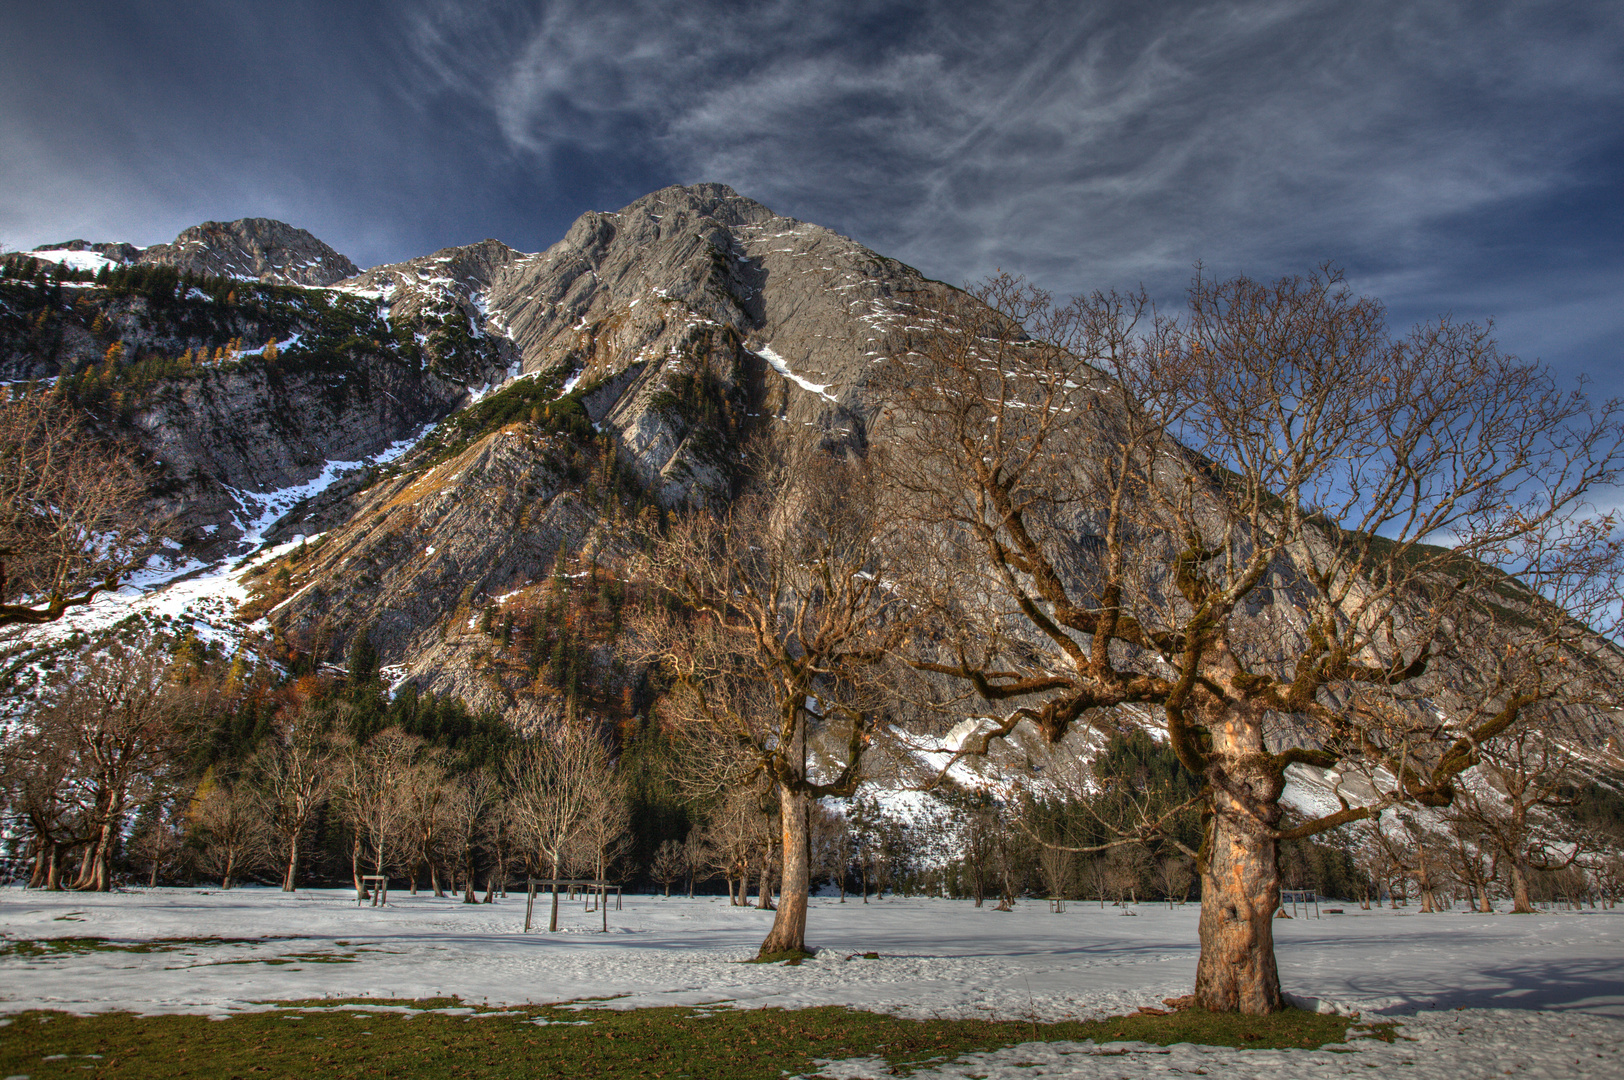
[402,0,1624,352]
[2,0,1619,382]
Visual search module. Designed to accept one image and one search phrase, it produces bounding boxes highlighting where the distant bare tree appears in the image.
[127,799,185,888]
[400,750,451,894]
[1158,855,1194,907]
[192,775,262,889]
[702,788,772,906]
[333,727,423,899]
[247,713,333,891]
[810,803,851,901]
[650,839,685,897]
[0,394,154,626]
[507,722,610,931]
[572,764,630,888]
[440,768,501,903]
[681,827,708,898]
[1449,726,1587,913]
[1037,843,1075,912]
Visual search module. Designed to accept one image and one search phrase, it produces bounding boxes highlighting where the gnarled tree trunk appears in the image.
[1194,710,1285,1014]
[759,783,810,957]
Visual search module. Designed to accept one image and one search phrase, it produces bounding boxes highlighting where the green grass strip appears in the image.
[0,998,1395,1079]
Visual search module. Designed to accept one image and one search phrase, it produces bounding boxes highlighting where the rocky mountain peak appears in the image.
[616,182,776,228]
[138,217,360,287]
[333,237,523,328]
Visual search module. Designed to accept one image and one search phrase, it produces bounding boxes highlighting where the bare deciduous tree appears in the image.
[634,446,911,956]
[0,394,154,626]
[191,774,262,890]
[247,712,333,892]
[30,641,199,890]
[333,727,423,899]
[507,721,612,931]
[881,269,1624,1011]
[650,838,686,897]
[1449,725,1587,914]
[440,768,501,903]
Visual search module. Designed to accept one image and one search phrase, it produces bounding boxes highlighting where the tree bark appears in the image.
[759,782,810,957]
[283,844,300,892]
[1510,857,1535,914]
[548,853,562,932]
[1194,710,1286,1014]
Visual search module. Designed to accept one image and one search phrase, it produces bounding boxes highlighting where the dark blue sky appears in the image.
[2,0,1620,392]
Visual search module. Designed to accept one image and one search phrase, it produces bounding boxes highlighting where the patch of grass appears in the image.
[747,949,816,965]
[0,937,267,960]
[0,999,1389,1079]
[194,953,359,968]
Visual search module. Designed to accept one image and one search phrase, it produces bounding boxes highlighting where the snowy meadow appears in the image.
[2,887,1622,1077]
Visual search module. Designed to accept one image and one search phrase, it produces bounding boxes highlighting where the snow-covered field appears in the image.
[2,888,1621,1077]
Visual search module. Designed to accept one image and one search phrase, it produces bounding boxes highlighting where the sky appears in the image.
[2,0,1620,394]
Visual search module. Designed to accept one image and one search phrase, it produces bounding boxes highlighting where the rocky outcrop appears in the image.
[254,423,610,713]
[334,238,522,327]
[132,353,473,549]
[478,183,947,504]
[138,218,360,286]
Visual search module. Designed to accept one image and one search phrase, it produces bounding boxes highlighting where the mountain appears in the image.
[1,185,940,703]
[32,217,359,287]
[5,184,1619,790]
[136,218,360,286]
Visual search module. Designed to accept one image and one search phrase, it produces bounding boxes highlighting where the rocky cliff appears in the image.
[137,218,361,286]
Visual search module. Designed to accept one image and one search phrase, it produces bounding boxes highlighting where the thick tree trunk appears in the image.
[29,836,53,889]
[283,843,300,892]
[1194,710,1286,1014]
[759,783,811,957]
[1510,857,1534,914]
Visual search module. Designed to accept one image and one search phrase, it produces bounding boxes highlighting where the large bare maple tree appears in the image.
[633,447,908,957]
[880,269,1624,1013]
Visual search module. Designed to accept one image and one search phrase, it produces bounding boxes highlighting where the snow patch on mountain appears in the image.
[754,345,837,402]
[26,249,123,273]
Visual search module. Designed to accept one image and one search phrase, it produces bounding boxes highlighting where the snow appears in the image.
[15,424,434,655]
[1,891,1620,1077]
[755,345,837,403]
[236,332,302,357]
[27,249,121,273]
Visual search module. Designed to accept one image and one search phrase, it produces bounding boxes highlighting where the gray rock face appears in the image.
[480,183,946,503]
[333,238,522,328]
[132,355,470,548]
[138,218,361,286]
[259,183,958,712]
[258,422,605,717]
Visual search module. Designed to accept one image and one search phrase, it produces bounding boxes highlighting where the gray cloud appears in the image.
[404,0,1623,372]
[3,0,1619,384]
